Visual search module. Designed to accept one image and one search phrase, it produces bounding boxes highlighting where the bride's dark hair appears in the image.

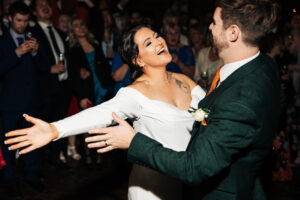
[119,24,151,81]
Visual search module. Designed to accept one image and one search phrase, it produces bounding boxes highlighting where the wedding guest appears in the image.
[56,12,82,162]
[164,23,195,78]
[286,27,300,165]
[101,8,119,65]
[2,0,18,34]
[261,33,292,183]
[68,17,114,108]
[0,2,48,197]
[57,13,71,34]
[261,33,285,107]
[188,23,205,60]
[111,0,130,33]
[193,44,223,90]
[128,10,143,27]
[30,0,71,168]
[68,17,114,165]
[75,0,105,47]
[161,10,189,45]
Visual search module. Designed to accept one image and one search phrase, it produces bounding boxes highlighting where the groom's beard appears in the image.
[212,32,229,56]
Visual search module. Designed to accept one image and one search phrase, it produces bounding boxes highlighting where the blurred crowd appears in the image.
[0,0,299,199]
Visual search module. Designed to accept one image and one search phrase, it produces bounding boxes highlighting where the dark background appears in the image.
[62,0,299,21]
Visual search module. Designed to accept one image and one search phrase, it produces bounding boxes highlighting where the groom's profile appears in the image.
[89,0,281,199]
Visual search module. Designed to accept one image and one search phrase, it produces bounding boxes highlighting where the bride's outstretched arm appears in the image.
[5,88,140,154]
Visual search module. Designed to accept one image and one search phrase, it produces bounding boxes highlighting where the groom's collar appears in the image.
[220,51,260,83]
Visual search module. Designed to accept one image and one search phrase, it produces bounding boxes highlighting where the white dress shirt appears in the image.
[38,21,68,81]
[219,51,260,84]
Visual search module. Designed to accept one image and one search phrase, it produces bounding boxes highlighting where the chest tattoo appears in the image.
[175,79,189,94]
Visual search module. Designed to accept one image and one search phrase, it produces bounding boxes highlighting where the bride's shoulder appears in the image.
[127,80,148,91]
[171,73,197,90]
[124,81,149,97]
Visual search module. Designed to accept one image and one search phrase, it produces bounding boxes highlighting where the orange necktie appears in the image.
[206,66,223,96]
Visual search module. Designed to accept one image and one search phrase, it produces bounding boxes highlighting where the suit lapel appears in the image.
[189,54,264,138]
[5,32,18,50]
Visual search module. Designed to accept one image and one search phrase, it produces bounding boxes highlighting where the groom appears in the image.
[87,0,280,199]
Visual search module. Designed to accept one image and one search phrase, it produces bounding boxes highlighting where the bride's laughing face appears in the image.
[134,27,172,68]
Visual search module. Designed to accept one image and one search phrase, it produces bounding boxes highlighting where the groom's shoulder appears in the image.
[250,54,280,84]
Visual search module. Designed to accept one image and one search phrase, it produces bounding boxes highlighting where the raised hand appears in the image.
[27,37,39,54]
[5,114,59,154]
[15,40,32,56]
[86,112,136,153]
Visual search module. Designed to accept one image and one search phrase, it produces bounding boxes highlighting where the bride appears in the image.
[5,25,206,200]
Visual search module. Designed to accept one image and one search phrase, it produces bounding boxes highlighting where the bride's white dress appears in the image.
[52,85,205,200]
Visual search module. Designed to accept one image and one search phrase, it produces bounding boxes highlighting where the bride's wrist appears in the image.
[49,124,59,140]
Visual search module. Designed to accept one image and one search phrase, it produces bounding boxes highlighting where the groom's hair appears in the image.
[216,0,280,47]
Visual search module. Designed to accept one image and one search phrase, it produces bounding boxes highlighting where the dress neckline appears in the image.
[124,86,200,112]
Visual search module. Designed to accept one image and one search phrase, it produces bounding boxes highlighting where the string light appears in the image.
[292,9,296,13]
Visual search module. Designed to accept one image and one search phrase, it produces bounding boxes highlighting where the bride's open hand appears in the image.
[5,114,59,154]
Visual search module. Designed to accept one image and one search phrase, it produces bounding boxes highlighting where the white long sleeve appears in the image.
[52,88,141,139]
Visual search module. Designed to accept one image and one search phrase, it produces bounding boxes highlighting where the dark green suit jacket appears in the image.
[128,54,280,200]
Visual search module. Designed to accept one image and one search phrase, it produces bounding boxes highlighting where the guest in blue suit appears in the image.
[0,2,48,198]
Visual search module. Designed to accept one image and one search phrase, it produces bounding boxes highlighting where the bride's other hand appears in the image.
[86,112,136,153]
[5,114,59,154]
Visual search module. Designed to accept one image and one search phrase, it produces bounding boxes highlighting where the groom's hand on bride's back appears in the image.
[86,112,136,153]
[5,114,59,154]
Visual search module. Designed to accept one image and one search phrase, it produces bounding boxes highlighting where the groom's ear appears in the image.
[227,24,240,43]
